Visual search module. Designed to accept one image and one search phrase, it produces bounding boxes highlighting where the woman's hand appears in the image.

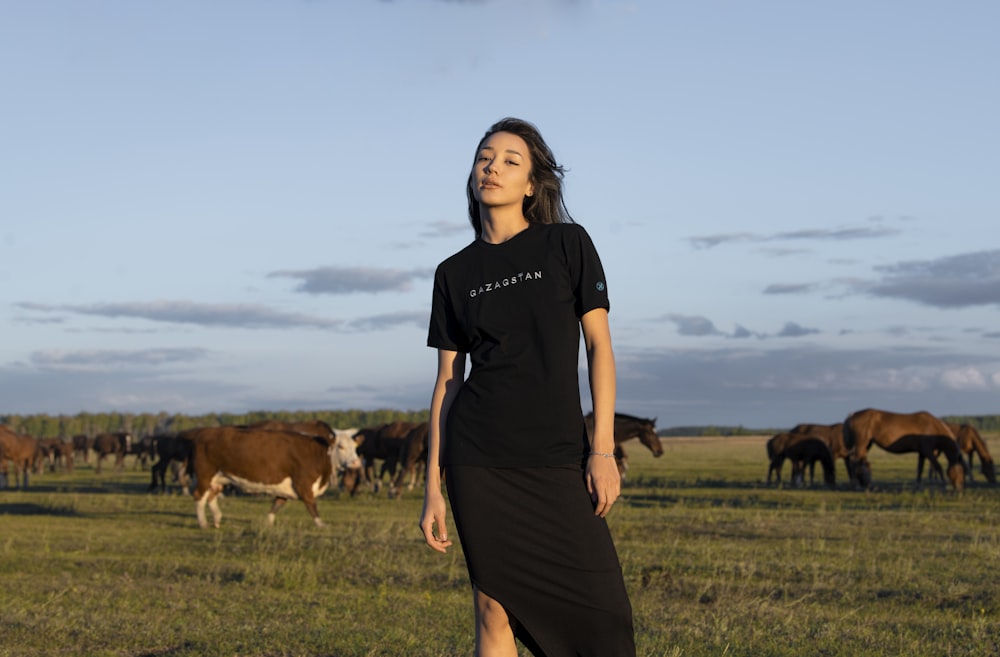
[420,488,453,553]
[586,453,622,517]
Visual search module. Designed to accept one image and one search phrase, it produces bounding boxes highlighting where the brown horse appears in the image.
[946,423,996,484]
[785,438,836,488]
[843,408,965,491]
[768,422,848,485]
[766,432,793,484]
[584,412,662,479]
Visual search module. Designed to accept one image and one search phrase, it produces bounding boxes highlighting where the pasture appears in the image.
[1,434,998,657]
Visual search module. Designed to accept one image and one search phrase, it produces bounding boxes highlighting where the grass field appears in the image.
[1,434,998,657]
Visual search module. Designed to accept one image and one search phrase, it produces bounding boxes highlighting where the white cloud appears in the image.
[940,366,990,390]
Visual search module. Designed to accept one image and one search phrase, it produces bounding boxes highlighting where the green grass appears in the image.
[1,435,998,657]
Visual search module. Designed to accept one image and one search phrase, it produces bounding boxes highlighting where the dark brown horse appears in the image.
[785,438,836,488]
[584,412,662,479]
[843,408,965,491]
[767,422,848,485]
[766,432,793,484]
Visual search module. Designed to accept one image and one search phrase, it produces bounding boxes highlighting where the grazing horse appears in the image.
[946,423,996,484]
[767,430,850,486]
[766,432,794,485]
[584,412,662,479]
[843,408,965,491]
[785,438,836,488]
[0,426,39,488]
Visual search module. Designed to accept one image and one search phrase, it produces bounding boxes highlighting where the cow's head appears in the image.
[329,433,363,473]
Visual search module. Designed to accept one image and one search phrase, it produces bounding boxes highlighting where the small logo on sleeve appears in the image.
[596,282,606,292]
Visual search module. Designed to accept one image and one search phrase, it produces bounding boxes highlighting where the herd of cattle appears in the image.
[2,407,994,528]
[766,407,997,491]
[0,419,431,527]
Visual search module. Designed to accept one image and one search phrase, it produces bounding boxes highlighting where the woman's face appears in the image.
[470,131,534,211]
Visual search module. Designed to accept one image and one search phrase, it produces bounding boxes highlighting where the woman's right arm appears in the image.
[420,348,465,553]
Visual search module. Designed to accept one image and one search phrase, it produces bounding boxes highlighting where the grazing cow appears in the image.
[37,438,75,473]
[92,432,132,474]
[0,426,39,488]
[391,422,430,497]
[72,434,94,463]
[149,433,194,495]
[129,435,158,470]
[246,420,364,494]
[187,425,362,528]
[354,421,418,493]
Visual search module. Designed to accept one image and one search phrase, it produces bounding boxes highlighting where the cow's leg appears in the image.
[149,460,164,492]
[298,491,324,527]
[268,498,289,526]
[208,492,223,528]
[196,486,223,528]
[195,491,210,528]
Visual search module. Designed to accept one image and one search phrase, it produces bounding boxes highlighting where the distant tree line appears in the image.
[658,415,1000,437]
[3,410,996,440]
[0,408,430,439]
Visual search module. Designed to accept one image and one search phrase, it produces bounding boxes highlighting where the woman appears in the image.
[420,117,635,657]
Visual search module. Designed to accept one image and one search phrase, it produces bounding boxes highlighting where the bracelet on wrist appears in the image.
[589,451,615,458]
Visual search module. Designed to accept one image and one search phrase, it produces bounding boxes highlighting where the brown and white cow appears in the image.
[186,425,362,528]
[0,426,39,488]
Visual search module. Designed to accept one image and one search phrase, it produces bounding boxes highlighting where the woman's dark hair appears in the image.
[466,117,574,238]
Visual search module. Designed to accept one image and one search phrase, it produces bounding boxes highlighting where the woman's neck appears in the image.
[479,208,530,244]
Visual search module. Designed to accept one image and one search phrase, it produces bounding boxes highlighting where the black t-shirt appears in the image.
[427,222,610,467]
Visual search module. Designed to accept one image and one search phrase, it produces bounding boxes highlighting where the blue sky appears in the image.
[2,0,998,429]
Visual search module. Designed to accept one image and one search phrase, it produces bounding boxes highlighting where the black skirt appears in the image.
[446,464,636,657]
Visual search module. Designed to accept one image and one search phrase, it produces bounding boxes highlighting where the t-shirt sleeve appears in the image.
[567,224,611,317]
[427,263,467,351]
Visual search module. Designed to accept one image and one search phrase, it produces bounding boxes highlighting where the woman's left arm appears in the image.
[581,307,620,517]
